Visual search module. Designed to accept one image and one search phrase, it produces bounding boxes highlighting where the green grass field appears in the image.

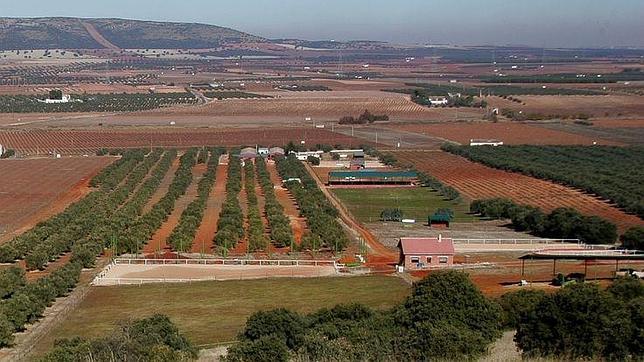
[332,187,476,223]
[35,276,409,353]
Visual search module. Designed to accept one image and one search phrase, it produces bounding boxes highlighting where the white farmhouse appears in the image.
[42,94,72,104]
[470,139,504,147]
[429,97,448,106]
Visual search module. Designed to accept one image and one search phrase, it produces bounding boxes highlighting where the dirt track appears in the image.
[192,162,228,253]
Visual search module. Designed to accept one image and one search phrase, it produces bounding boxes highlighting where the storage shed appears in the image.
[269,147,285,158]
[240,147,258,160]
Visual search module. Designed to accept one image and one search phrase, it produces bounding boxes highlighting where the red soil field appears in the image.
[143,162,207,255]
[191,162,228,254]
[0,128,366,155]
[0,157,113,243]
[387,122,620,146]
[393,150,643,233]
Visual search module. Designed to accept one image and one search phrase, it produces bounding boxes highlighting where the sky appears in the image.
[3,0,644,48]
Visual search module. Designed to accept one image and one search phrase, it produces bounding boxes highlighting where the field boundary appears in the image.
[453,238,581,245]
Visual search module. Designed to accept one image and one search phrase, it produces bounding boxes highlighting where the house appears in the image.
[240,147,257,160]
[269,147,285,159]
[469,139,504,147]
[43,94,72,104]
[398,236,455,270]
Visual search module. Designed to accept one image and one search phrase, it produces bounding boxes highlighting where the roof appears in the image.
[398,237,455,255]
[329,170,417,179]
[429,214,451,223]
[519,250,644,261]
[269,147,285,154]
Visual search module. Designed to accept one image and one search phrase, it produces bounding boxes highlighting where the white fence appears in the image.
[453,238,581,245]
[112,258,338,267]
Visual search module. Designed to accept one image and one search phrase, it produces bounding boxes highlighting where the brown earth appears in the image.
[192,162,228,254]
[386,121,621,146]
[393,150,643,233]
[143,162,207,255]
[0,157,113,243]
[267,161,307,244]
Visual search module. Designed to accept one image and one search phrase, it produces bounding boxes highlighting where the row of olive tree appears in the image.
[471,198,617,244]
[214,153,244,252]
[245,161,269,252]
[255,158,294,248]
[276,155,349,252]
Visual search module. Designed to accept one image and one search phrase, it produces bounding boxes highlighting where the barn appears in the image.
[269,147,285,159]
[328,170,418,186]
[398,236,455,270]
[428,213,451,228]
[240,147,257,160]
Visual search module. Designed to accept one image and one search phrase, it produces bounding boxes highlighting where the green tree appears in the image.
[497,289,547,329]
[621,226,644,250]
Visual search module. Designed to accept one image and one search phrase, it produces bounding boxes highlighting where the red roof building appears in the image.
[397,236,455,270]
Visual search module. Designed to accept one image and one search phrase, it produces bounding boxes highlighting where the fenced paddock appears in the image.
[452,239,584,252]
[93,258,339,286]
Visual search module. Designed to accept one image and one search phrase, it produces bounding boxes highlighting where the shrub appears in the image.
[621,226,644,250]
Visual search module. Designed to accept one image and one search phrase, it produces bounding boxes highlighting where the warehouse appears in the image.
[328,169,418,186]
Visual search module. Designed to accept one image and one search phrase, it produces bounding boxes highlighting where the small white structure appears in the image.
[293,151,323,161]
[470,139,504,147]
[0,144,4,157]
[257,147,269,157]
[43,94,72,104]
[429,97,448,106]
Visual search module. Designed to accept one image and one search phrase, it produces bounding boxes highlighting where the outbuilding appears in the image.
[240,147,258,160]
[398,236,455,270]
[269,147,285,159]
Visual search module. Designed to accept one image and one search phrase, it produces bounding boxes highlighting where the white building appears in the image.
[429,97,448,106]
[42,94,72,104]
[0,144,4,156]
[292,151,323,161]
[470,139,504,147]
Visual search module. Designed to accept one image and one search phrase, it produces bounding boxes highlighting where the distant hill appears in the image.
[0,17,265,50]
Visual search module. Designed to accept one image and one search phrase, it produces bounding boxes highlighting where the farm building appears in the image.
[398,236,455,270]
[429,97,448,106]
[0,144,4,156]
[470,139,504,146]
[330,149,364,159]
[240,147,257,159]
[258,147,269,157]
[328,170,418,186]
[428,214,451,228]
[293,150,323,161]
[269,147,285,158]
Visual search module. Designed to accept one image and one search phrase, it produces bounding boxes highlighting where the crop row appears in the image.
[25,150,164,270]
[168,148,223,252]
[0,93,198,113]
[245,161,269,252]
[214,154,244,251]
[0,150,148,268]
[276,155,349,252]
[442,144,644,219]
[116,149,198,254]
[203,91,272,100]
[255,158,294,248]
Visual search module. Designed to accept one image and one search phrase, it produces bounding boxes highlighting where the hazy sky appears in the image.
[3,0,644,47]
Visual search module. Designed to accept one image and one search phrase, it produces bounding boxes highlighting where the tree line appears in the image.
[471,198,618,244]
[245,161,270,252]
[214,153,244,253]
[255,158,295,249]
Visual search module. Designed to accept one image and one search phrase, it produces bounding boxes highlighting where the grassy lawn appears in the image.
[332,187,476,223]
[35,275,409,353]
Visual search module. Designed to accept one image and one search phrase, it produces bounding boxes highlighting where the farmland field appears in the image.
[443,145,644,219]
[392,150,644,232]
[0,128,365,155]
[331,187,476,223]
[0,157,114,242]
[386,122,620,146]
[34,276,409,352]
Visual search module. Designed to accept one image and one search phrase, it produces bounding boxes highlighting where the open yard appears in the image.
[34,275,409,353]
[332,187,475,223]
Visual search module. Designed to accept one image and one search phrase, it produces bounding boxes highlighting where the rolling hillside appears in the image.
[0,17,264,50]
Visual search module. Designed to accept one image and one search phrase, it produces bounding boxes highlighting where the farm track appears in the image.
[80,22,120,51]
[141,156,180,214]
[191,162,228,254]
[143,162,207,255]
[393,150,643,232]
[267,161,307,244]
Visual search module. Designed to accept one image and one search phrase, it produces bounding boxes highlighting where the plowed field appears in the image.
[0,128,365,155]
[0,157,113,242]
[387,122,620,146]
[393,150,643,232]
